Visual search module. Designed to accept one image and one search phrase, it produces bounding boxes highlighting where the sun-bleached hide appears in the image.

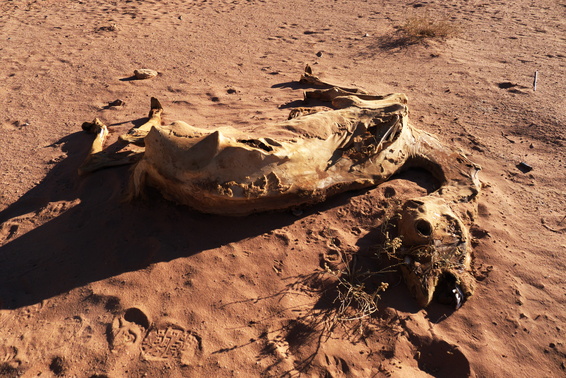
[78,67,482,309]
[131,96,414,216]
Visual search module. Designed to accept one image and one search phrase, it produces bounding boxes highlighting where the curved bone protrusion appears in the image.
[393,124,480,308]
[119,97,164,145]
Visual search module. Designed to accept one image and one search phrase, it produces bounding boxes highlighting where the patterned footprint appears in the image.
[141,319,202,366]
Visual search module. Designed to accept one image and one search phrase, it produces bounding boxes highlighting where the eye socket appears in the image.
[435,273,465,310]
[415,219,433,237]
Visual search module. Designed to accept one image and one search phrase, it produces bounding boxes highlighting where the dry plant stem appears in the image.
[323,250,396,324]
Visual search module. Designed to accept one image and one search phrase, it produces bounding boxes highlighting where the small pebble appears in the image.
[109,99,125,107]
[516,162,533,173]
[316,51,323,57]
[134,68,158,80]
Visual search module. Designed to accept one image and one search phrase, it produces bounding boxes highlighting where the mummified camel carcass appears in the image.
[79,67,481,309]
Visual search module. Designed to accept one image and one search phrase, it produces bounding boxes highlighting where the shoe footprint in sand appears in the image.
[110,307,202,366]
[141,318,203,365]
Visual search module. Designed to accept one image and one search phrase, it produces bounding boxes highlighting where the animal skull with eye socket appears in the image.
[79,66,481,309]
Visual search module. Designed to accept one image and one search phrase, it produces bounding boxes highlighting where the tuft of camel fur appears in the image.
[78,66,481,309]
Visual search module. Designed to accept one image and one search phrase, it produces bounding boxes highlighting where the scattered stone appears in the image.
[49,356,67,376]
[498,82,517,89]
[363,33,370,37]
[516,162,533,173]
[109,99,125,107]
[316,51,323,57]
[13,120,29,128]
[97,24,118,32]
[134,68,158,80]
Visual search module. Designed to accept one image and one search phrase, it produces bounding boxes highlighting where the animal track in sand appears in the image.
[258,329,296,374]
[411,337,470,377]
[0,345,18,365]
[109,307,202,365]
[321,248,347,271]
[0,200,80,246]
[321,353,353,377]
[55,316,92,348]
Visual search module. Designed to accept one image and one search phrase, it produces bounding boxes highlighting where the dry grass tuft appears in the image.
[322,209,404,327]
[377,15,459,50]
[401,16,458,42]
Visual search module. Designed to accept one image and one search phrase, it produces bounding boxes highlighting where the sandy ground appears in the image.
[0,0,565,376]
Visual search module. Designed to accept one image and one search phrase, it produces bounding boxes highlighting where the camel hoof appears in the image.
[81,118,106,134]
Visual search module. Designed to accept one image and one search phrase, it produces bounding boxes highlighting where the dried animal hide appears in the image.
[79,66,481,308]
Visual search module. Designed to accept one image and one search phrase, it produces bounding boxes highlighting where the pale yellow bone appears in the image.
[119,97,163,145]
[398,197,475,307]
[299,64,369,94]
[128,104,412,215]
[78,119,142,175]
[78,118,109,175]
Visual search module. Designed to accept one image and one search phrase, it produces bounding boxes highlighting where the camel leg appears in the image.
[299,64,368,94]
[82,118,108,154]
[119,97,163,145]
[78,118,142,175]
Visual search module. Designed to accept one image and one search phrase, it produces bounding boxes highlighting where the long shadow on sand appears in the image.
[0,130,302,309]
[0,78,351,309]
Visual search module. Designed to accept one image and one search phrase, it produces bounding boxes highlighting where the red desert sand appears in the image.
[0,0,564,377]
